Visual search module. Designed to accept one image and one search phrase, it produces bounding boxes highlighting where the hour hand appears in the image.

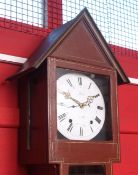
[68,105,79,108]
[83,94,100,107]
[88,94,100,105]
[57,103,79,108]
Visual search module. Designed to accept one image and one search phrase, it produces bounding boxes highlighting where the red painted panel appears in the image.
[118,84,138,133]
[0,79,18,108]
[0,62,20,83]
[109,44,138,78]
[110,44,138,59]
[0,128,27,175]
[117,56,138,78]
[0,107,19,128]
[0,63,20,111]
[0,0,63,59]
[0,28,44,58]
[113,133,138,175]
[0,63,26,174]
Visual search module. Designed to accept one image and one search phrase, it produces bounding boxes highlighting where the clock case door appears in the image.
[57,68,110,141]
[47,57,119,164]
[59,162,112,175]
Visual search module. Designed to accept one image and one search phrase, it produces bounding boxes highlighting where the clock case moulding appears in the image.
[8,8,129,175]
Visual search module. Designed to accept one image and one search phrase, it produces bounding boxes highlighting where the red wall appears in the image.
[0,26,138,175]
[0,63,27,175]
[113,84,138,175]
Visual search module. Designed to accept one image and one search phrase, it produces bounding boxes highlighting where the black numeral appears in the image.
[58,113,66,122]
[95,94,100,98]
[97,106,103,110]
[90,126,93,132]
[67,79,73,87]
[80,127,83,136]
[78,77,82,85]
[88,83,92,89]
[95,116,101,124]
[67,123,73,132]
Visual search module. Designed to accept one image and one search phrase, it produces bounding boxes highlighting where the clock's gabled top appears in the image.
[9,8,129,84]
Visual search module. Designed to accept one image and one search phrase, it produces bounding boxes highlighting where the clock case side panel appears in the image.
[18,62,49,164]
[109,67,120,162]
[47,57,120,164]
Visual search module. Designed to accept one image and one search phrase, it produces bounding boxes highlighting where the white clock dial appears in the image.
[57,72,105,141]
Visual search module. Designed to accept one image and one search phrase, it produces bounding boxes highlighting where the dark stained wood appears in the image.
[105,163,112,175]
[68,164,106,175]
[59,163,111,175]
[51,20,112,68]
[19,62,49,164]
[29,164,59,175]
[47,58,120,164]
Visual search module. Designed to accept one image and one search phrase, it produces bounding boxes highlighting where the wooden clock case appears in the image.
[10,8,129,175]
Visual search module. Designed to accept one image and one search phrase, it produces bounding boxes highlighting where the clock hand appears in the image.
[58,89,71,98]
[87,94,100,106]
[68,105,79,108]
[58,89,82,108]
[82,94,100,107]
[57,103,79,108]
[70,96,82,107]
[58,90,100,108]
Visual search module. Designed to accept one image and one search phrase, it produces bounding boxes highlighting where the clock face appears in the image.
[57,72,105,141]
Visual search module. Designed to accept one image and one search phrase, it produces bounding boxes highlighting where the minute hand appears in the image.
[58,90,82,107]
[69,96,82,107]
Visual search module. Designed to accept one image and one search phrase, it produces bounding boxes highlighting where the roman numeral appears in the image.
[88,83,92,89]
[97,106,103,110]
[95,94,100,98]
[67,123,73,132]
[95,116,101,124]
[80,127,83,136]
[78,77,82,85]
[58,102,65,106]
[90,126,93,132]
[66,79,73,87]
[58,113,66,122]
